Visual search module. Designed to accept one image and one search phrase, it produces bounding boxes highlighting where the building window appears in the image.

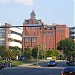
[44,44,46,47]
[52,42,54,44]
[52,35,54,38]
[26,27,30,30]
[34,32,36,36]
[49,35,50,38]
[49,48,50,50]
[33,38,36,43]
[25,38,30,43]
[70,28,75,32]
[34,27,37,30]
[52,48,54,50]
[27,32,29,36]
[54,26,56,30]
[62,29,64,32]
[50,27,52,30]
[60,35,62,39]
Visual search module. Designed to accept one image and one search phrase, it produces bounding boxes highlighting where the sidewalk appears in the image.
[19,62,41,68]
[4,62,41,69]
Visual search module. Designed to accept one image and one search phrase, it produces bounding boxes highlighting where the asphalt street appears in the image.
[0,60,67,75]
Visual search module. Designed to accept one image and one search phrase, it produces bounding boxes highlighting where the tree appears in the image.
[0,45,5,54]
[0,45,6,59]
[9,46,20,51]
[23,47,32,59]
[46,50,60,59]
[1,49,16,60]
[57,38,75,61]
[39,49,46,59]
[0,46,20,60]
[32,46,38,59]
[9,46,21,57]
[32,45,46,59]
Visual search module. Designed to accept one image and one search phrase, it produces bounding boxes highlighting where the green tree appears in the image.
[0,45,5,54]
[32,45,46,59]
[57,38,75,61]
[9,46,21,57]
[39,47,46,59]
[9,46,20,51]
[0,45,6,59]
[1,49,16,60]
[32,46,38,59]
[0,46,20,60]
[23,47,32,59]
[46,50,60,59]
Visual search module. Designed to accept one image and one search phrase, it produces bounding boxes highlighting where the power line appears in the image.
[0,25,42,28]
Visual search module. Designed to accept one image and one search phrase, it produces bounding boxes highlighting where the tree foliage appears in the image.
[9,46,20,56]
[0,46,20,60]
[23,47,32,59]
[32,46,38,59]
[46,50,60,59]
[39,49,46,59]
[1,49,16,60]
[0,45,5,54]
[57,38,75,60]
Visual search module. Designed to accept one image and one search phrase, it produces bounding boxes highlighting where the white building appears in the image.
[0,23,22,48]
[0,26,6,46]
[69,27,75,42]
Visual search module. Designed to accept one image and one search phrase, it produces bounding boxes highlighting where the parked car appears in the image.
[2,57,7,60]
[4,61,12,67]
[66,61,75,66]
[19,56,27,61]
[11,57,16,61]
[0,62,4,70]
[61,67,75,75]
[48,60,56,66]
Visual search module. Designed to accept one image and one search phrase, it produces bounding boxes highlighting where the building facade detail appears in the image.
[22,10,69,50]
[0,23,22,48]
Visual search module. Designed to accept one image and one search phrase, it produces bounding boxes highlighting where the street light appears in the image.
[37,45,39,66]
[41,24,45,60]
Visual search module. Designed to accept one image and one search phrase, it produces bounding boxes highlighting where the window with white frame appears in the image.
[33,38,36,43]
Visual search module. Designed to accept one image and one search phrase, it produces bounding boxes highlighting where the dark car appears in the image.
[2,57,7,60]
[61,67,75,75]
[48,60,56,66]
[0,63,4,70]
[4,61,12,67]
[66,61,75,66]
[19,56,27,61]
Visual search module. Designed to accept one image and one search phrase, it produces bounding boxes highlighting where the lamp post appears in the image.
[37,45,39,66]
[42,24,45,60]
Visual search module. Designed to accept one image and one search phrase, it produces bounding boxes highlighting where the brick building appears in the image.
[22,10,69,50]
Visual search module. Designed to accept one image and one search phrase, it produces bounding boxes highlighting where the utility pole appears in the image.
[42,24,45,61]
[37,45,39,66]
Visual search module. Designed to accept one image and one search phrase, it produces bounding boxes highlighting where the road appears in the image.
[0,60,67,75]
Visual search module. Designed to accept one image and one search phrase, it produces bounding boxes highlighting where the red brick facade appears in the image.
[22,11,69,50]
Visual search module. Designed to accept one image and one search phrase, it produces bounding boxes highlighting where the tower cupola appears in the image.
[30,10,36,19]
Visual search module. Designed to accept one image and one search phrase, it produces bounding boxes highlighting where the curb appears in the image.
[4,64,41,69]
[19,64,41,68]
[4,66,21,69]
